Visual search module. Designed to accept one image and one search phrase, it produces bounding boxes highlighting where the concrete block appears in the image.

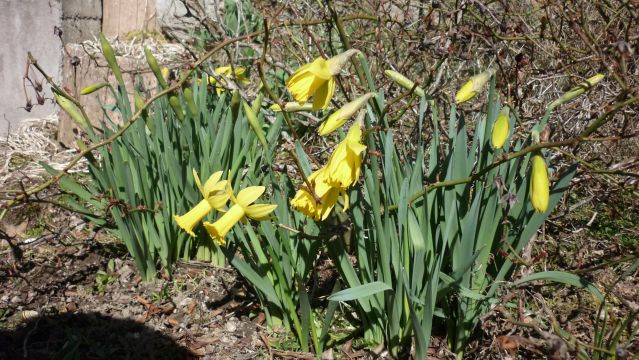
[0,0,63,136]
[62,18,102,43]
[61,0,102,19]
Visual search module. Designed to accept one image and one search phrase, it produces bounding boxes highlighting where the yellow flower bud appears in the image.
[54,93,90,131]
[455,69,495,104]
[80,82,109,95]
[384,70,425,97]
[269,102,314,112]
[318,93,375,136]
[529,154,549,213]
[491,109,510,149]
[548,74,604,109]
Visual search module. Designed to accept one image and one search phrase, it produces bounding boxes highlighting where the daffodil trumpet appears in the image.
[174,170,229,237]
[318,92,375,136]
[286,49,359,110]
[204,186,277,245]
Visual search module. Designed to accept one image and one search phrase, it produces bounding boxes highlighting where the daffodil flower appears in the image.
[318,93,375,136]
[491,109,510,149]
[529,154,549,213]
[325,123,367,188]
[269,102,314,112]
[290,167,347,221]
[286,49,359,110]
[174,170,230,237]
[455,69,495,104]
[201,66,250,95]
[204,186,277,245]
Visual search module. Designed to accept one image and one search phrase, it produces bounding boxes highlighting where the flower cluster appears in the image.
[173,170,276,245]
[290,123,366,221]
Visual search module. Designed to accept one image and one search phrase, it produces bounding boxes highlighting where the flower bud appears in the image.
[548,74,604,109]
[455,69,495,104]
[491,109,510,149]
[80,82,109,95]
[529,154,549,213]
[384,70,425,97]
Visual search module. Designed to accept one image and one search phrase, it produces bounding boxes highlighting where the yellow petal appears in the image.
[245,204,277,220]
[236,186,266,207]
[203,204,245,245]
[174,199,213,237]
[202,171,224,195]
[530,154,549,212]
[491,113,510,149]
[307,57,332,80]
[312,78,335,110]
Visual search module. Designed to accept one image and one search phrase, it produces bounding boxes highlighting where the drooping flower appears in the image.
[318,93,375,136]
[291,123,365,221]
[174,170,230,237]
[286,49,359,110]
[491,110,510,149]
[325,123,367,188]
[290,167,346,221]
[205,66,250,95]
[204,186,277,245]
[455,69,495,104]
[529,154,550,213]
[548,73,604,109]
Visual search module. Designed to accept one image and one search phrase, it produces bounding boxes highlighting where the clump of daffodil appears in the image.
[384,70,426,97]
[204,186,277,245]
[291,122,366,220]
[455,68,496,104]
[491,108,510,149]
[269,102,314,112]
[204,65,250,95]
[548,73,604,110]
[174,170,230,237]
[286,49,359,110]
[318,93,375,136]
[529,154,550,212]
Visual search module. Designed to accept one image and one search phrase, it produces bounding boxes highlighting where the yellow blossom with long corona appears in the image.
[291,122,366,221]
[529,154,550,213]
[174,170,230,237]
[203,65,250,95]
[286,49,359,110]
[204,186,277,245]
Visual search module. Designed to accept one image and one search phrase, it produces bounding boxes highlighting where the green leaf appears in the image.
[328,281,392,302]
[513,271,603,301]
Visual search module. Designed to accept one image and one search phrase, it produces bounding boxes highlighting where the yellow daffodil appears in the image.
[161,67,170,82]
[286,49,359,110]
[384,70,425,97]
[204,186,277,245]
[291,167,347,221]
[529,154,549,212]
[549,73,604,109]
[174,170,230,237]
[269,102,314,112]
[325,123,367,188]
[318,93,375,136]
[200,66,250,95]
[491,109,510,149]
[455,69,496,104]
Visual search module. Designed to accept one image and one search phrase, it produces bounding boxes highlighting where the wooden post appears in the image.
[103,0,158,36]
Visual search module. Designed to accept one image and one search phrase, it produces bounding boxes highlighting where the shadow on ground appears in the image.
[0,312,195,360]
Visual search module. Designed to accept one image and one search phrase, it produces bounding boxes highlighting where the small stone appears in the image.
[225,320,237,332]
